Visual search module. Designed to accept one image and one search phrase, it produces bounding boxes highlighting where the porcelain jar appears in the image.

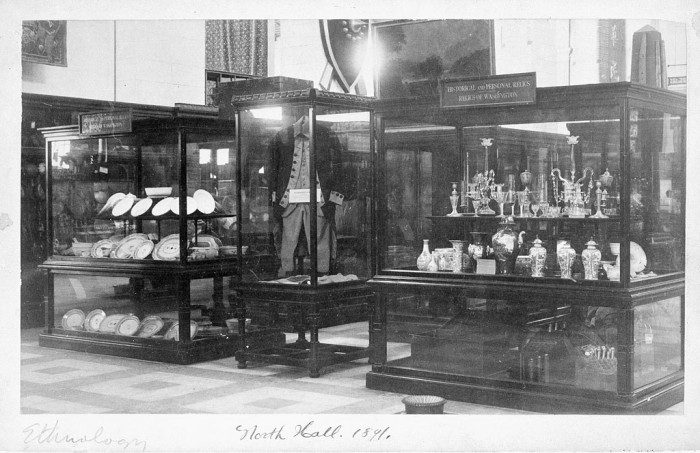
[581,239,602,280]
[557,241,577,279]
[528,236,547,277]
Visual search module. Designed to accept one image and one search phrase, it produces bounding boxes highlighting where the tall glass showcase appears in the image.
[367,82,685,413]
[39,117,283,364]
[220,86,375,377]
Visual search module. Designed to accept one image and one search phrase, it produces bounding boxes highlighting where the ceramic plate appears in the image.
[97,192,125,216]
[151,197,173,217]
[115,315,140,336]
[91,239,116,258]
[137,316,165,338]
[133,240,154,260]
[61,309,85,330]
[84,309,106,332]
[163,321,199,341]
[112,196,136,217]
[98,314,126,333]
[171,196,197,215]
[193,189,216,214]
[130,197,153,217]
[114,234,149,259]
[152,234,180,261]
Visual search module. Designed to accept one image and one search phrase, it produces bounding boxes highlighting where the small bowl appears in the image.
[609,242,620,255]
[145,187,172,197]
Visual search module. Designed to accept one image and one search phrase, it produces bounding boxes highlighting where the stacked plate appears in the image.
[152,234,180,260]
[91,238,118,258]
[113,233,151,259]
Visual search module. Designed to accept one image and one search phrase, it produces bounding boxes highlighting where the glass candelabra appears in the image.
[551,135,594,217]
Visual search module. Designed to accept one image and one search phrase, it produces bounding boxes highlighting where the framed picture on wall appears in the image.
[372,19,495,99]
[22,21,67,66]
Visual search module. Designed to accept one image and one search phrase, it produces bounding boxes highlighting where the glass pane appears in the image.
[183,131,237,262]
[240,104,373,284]
[634,297,682,388]
[374,20,493,99]
[52,274,230,339]
[384,292,620,392]
[629,108,685,278]
[51,136,138,255]
[380,117,623,283]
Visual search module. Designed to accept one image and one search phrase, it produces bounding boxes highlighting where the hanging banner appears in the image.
[439,72,536,109]
[79,110,133,136]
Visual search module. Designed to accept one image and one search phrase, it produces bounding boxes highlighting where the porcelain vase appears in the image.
[416,239,431,271]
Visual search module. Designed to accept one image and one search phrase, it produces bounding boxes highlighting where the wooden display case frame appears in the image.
[39,118,284,364]
[366,82,686,413]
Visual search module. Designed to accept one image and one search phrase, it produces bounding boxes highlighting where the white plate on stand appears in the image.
[171,196,197,215]
[112,196,137,217]
[130,197,153,217]
[193,189,216,214]
[151,197,173,217]
[98,192,125,216]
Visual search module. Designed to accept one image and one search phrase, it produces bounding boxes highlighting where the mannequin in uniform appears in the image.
[268,111,344,276]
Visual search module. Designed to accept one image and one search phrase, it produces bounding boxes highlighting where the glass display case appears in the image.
[39,117,283,364]
[367,82,685,413]
[220,86,375,376]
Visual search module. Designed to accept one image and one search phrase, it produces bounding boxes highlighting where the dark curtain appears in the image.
[206,20,268,76]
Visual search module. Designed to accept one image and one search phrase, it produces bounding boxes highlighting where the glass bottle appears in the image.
[416,239,431,271]
[529,236,547,277]
[581,239,602,280]
[427,251,439,272]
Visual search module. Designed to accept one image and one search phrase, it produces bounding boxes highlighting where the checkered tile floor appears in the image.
[20,324,683,415]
